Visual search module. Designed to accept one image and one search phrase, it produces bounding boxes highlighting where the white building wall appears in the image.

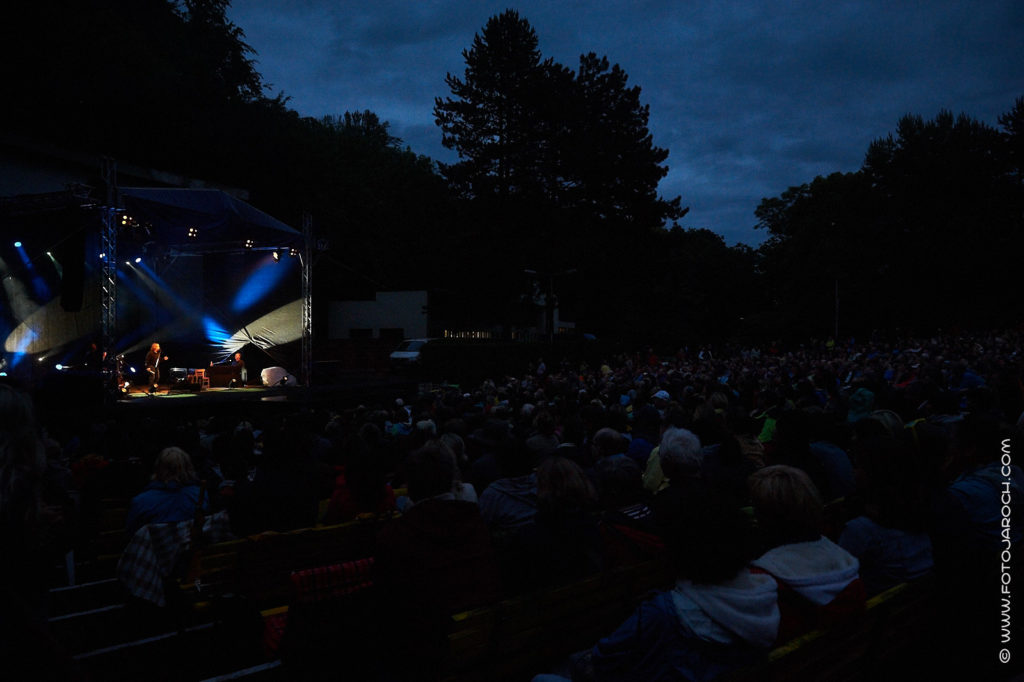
[328,291,428,339]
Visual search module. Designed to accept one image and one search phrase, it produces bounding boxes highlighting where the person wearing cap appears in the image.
[651,389,671,418]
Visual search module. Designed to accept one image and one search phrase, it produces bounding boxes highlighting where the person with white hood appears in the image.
[534,487,778,682]
[748,465,866,644]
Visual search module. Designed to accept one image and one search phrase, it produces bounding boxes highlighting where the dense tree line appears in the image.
[0,0,451,301]
[2,3,1020,345]
[756,100,1024,339]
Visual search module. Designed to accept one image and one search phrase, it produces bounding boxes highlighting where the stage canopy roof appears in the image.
[119,187,300,254]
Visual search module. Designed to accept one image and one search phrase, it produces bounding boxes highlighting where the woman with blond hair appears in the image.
[126,446,206,534]
[748,464,865,644]
[507,455,602,591]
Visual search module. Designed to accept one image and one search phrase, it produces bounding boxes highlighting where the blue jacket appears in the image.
[126,481,206,535]
[479,473,538,531]
[590,571,778,681]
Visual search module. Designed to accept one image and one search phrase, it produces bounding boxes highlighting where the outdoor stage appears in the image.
[1,186,313,400]
[120,383,286,402]
[106,370,418,416]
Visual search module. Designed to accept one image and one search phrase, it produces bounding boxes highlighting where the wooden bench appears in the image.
[50,516,391,677]
[445,558,674,681]
[720,578,935,682]
[49,577,126,617]
[177,514,394,613]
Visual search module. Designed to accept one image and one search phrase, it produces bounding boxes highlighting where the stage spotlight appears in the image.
[99,253,106,260]
[244,239,254,249]
[272,251,280,262]
[14,241,22,248]
[55,364,63,370]
[289,247,299,257]
[125,261,131,266]
[134,257,142,264]
[129,367,136,374]
[187,227,199,239]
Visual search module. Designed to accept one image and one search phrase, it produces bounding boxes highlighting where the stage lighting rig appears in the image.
[272,251,280,262]
[187,227,199,239]
[244,239,254,249]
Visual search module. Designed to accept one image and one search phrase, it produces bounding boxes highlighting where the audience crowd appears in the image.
[2,329,1024,679]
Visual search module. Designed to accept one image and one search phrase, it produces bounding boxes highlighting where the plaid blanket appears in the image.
[116,510,233,606]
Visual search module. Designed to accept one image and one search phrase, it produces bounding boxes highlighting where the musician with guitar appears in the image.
[145,342,168,394]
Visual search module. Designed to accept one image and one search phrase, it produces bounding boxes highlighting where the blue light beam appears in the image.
[231,254,295,314]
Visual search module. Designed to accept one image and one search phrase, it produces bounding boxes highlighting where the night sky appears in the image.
[227,1,1024,246]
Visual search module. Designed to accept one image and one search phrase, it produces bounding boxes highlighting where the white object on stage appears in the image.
[260,366,296,387]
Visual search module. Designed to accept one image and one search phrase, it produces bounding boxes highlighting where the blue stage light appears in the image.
[13,241,22,248]
[231,255,294,314]
[203,316,233,345]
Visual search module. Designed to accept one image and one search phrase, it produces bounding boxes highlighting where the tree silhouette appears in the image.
[434,10,560,203]
[434,10,687,335]
[434,9,685,230]
[755,102,1024,338]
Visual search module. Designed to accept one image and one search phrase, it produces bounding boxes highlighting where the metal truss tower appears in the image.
[100,158,117,363]
[301,213,313,388]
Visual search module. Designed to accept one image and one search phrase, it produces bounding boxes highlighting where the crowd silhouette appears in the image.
[2,329,1023,679]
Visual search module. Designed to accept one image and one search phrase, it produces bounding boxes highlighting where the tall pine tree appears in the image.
[434,10,685,231]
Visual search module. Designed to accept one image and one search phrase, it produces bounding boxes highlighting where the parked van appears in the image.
[389,338,433,368]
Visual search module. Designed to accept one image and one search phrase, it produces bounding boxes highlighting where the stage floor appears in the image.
[113,372,417,412]
[123,385,270,398]
[119,383,291,403]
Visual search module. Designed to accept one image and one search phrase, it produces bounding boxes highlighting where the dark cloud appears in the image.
[229,0,1023,245]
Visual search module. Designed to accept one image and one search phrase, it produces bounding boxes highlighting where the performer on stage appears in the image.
[232,352,247,385]
[145,342,167,394]
[83,341,105,371]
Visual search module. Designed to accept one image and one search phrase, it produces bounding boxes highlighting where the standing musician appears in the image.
[145,342,168,394]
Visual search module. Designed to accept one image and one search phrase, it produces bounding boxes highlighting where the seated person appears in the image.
[375,443,502,678]
[595,455,664,565]
[749,465,865,644]
[650,427,709,536]
[231,352,247,385]
[126,446,208,535]
[322,433,395,524]
[478,441,538,532]
[838,437,933,595]
[505,456,602,591]
[535,487,777,682]
[928,414,1024,678]
[229,427,329,535]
